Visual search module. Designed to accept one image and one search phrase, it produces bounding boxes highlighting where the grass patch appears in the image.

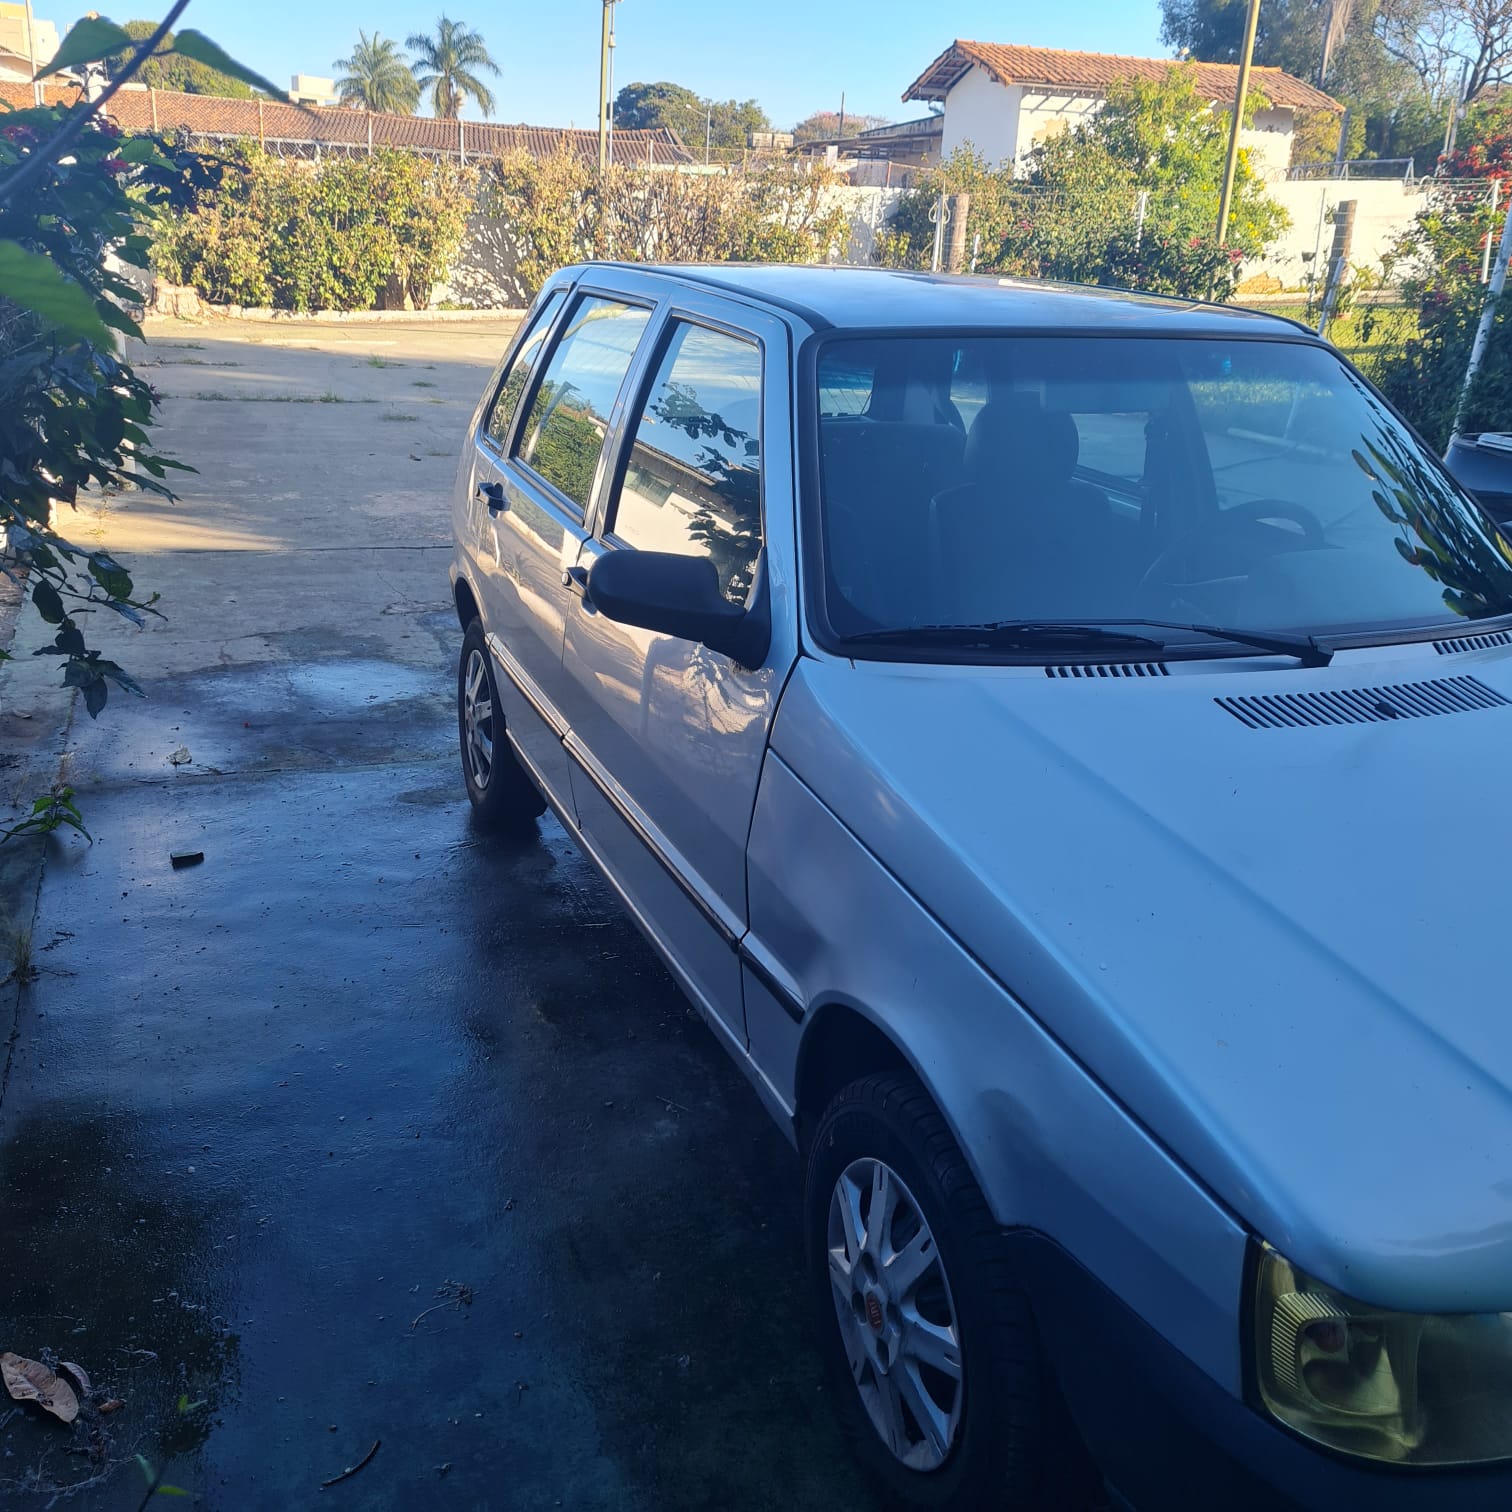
[382,410,421,422]
[158,357,241,367]
[364,354,399,368]
[411,379,437,388]
[163,341,205,350]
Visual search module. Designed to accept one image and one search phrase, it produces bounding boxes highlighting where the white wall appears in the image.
[1241,177,1429,286]
[1014,90,1101,163]
[940,66,1020,167]
[1239,106,1296,180]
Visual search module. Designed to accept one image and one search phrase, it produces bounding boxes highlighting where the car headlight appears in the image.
[1254,1244,1512,1465]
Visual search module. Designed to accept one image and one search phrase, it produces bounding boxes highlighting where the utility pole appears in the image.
[838,90,845,139]
[1216,0,1261,245]
[23,0,42,107]
[597,1,620,176]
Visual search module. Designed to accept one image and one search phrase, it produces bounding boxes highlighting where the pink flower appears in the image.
[100,156,128,175]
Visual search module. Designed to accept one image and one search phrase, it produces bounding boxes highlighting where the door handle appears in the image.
[475,481,505,512]
[562,564,590,596]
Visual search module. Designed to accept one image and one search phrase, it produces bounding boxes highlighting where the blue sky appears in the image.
[153,0,1168,129]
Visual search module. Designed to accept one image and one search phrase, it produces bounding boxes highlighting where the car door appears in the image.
[469,286,654,804]
[556,300,796,1046]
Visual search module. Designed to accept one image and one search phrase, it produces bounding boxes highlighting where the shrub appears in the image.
[482,151,852,302]
[1362,182,1512,450]
[152,147,477,311]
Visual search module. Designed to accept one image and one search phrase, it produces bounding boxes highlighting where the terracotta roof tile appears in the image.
[904,40,1341,113]
[0,82,694,163]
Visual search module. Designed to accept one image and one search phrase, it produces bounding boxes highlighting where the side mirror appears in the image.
[586,550,770,669]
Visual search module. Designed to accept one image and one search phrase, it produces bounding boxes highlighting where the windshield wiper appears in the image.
[1080,619,1334,667]
[841,618,1334,665]
[841,621,1168,652]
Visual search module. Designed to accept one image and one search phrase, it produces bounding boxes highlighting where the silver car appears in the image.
[451,263,1512,1511]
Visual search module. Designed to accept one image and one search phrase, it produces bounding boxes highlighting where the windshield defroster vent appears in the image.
[1216,675,1508,729]
[1432,630,1512,655]
[1045,662,1169,679]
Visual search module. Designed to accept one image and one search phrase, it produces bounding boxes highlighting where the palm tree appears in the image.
[333,32,421,115]
[406,17,500,120]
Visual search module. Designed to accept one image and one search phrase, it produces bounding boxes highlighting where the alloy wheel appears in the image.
[462,646,494,791]
[826,1156,964,1472]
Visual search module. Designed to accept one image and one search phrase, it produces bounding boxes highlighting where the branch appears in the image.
[0,0,193,207]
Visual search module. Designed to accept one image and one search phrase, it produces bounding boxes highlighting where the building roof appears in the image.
[0,81,695,164]
[904,40,1342,113]
[588,263,1318,339]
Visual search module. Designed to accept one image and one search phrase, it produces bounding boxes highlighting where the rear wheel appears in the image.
[457,617,547,831]
[805,1073,1057,1509]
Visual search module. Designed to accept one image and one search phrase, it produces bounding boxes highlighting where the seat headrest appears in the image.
[964,398,1079,488]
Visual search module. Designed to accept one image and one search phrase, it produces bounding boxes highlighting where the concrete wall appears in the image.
[1240,106,1296,181]
[1242,177,1429,286]
[1014,90,1101,162]
[941,67,1021,166]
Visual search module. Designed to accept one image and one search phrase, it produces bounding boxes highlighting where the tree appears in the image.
[104,19,256,97]
[792,110,893,143]
[333,32,420,114]
[406,16,500,119]
[612,80,771,151]
[614,80,705,137]
[1378,0,1512,102]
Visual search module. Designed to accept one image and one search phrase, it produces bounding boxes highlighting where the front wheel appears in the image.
[457,617,547,831]
[805,1073,1060,1509]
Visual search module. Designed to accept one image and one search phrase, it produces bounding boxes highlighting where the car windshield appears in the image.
[813,334,1512,654]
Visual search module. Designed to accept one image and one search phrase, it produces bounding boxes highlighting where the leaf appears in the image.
[169,31,286,101]
[31,579,64,624]
[136,1454,156,1484]
[157,1490,190,1499]
[119,138,172,168]
[1,1352,80,1423]
[0,242,108,344]
[96,299,144,342]
[34,15,130,79]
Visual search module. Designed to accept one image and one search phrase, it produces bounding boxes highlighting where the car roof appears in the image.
[581,262,1313,339]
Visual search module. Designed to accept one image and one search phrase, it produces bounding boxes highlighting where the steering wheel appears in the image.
[1139,497,1327,595]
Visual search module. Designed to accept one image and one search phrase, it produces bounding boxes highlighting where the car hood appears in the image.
[773,647,1512,1312]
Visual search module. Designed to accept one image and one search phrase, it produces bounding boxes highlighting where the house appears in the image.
[0,2,58,83]
[903,40,1341,179]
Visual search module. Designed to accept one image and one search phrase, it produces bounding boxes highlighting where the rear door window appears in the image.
[483,290,564,450]
[514,294,652,512]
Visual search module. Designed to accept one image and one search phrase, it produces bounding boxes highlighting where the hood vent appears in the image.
[1045,662,1169,679]
[1433,629,1512,655]
[1217,675,1508,729]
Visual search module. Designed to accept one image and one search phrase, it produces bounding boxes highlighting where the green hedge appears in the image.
[152,146,476,312]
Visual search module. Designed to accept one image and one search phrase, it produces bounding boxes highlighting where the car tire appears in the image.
[457,617,547,831]
[805,1072,1063,1510]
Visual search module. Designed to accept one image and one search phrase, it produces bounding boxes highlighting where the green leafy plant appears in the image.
[152,147,477,311]
[483,149,850,303]
[3,787,91,843]
[0,5,281,839]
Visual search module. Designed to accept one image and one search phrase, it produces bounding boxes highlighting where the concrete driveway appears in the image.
[0,318,872,1510]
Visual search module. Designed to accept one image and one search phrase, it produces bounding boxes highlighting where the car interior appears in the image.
[815,335,1512,642]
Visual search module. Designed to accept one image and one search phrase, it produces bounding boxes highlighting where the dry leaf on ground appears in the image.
[1,1352,80,1423]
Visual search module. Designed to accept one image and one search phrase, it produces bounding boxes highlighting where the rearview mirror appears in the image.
[587,550,770,669]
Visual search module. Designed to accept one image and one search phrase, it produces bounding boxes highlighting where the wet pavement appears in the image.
[0,320,871,1510]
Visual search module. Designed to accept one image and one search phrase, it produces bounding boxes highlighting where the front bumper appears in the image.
[1010,1233,1512,1511]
